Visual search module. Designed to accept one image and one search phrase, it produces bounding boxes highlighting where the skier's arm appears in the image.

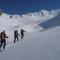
[5,33,8,38]
[23,30,26,32]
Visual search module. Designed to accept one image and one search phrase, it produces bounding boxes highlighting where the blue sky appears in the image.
[0,0,60,14]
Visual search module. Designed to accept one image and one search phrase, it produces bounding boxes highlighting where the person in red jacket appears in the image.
[0,31,8,50]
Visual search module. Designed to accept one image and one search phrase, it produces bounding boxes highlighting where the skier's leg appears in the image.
[3,39,6,49]
[17,37,18,42]
[23,34,24,37]
[21,34,24,39]
[0,40,3,49]
[14,37,16,43]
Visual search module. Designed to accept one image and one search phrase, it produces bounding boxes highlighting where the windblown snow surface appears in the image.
[0,9,60,60]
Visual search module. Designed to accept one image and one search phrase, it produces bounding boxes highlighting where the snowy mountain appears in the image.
[0,9,60,32]
[0,9,60,60]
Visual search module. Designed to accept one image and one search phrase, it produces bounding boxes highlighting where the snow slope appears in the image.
[0,26,60,60]
[0,9,60,60]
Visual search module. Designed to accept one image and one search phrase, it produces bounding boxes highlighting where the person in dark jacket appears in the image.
[14,30,18,43]
[21,29,25,39]
[0,31,8,50]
